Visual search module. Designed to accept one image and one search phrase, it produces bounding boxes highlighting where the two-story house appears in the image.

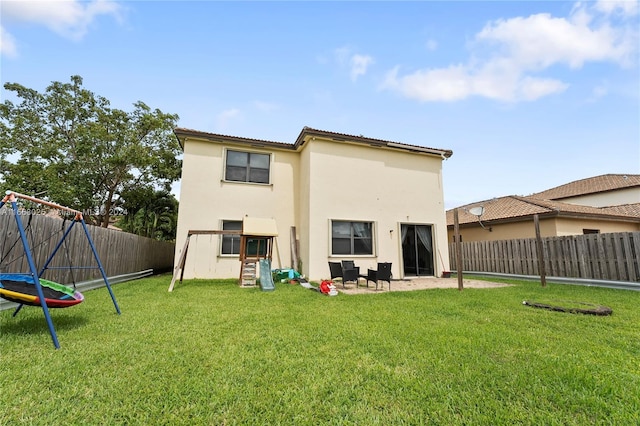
[174,127,453,282]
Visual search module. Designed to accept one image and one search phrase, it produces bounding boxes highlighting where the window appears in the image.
[225,150,270,184]
[245,238,268,257]
[583,229,600,234]
[331,221,373,255]
[221,220,242,255]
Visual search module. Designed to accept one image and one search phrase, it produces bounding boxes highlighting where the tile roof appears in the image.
[531,174,640,200]
[599,203,640,217]
[174,126,454,158]
[446,196,640,226]
[174,127,294,150]
[295,127,453,158]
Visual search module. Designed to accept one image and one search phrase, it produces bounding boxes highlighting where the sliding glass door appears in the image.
[401,224,434,276]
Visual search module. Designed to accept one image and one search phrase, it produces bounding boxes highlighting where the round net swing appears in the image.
[0,209,84,309]
[0,273,84,308]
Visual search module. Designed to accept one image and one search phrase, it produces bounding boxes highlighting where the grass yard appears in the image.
[1,275,639,425]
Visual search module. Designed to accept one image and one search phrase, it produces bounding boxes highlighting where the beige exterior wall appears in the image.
[301,137,450,280]
[176,134,451,281]
[175,138,298,279]
[554,218,640,235]
[448,216,640,242]
[558,187,640,207]
[448,218,557,242]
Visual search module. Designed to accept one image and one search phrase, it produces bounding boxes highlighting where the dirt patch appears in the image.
[336,277,511,295]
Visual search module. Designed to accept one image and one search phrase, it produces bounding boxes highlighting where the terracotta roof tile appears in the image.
[174,126,454,158]
[174,127,294,149]
[599,203,640,217]
[531,174,640,200]
[297,127,453,158]
[447,196,548,226]
[446,196,640,226]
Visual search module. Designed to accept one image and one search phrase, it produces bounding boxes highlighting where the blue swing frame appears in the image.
[0,191,121,349]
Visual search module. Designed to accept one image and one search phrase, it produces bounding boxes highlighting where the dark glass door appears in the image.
[401,224,434,276]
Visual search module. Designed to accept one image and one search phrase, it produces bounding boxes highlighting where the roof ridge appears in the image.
[531,173,640,199]
[513,195,557,211]
[174,127,292,146]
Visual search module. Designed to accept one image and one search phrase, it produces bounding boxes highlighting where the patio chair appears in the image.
[366,262,392,290]
[328,261,359,288]
[341,260,362,287]
[341,260,355,270]
[328,262,342,283]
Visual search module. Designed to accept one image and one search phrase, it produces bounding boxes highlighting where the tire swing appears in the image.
[0,214,84,309]
[0,274,84,308]
[0,191,121,349]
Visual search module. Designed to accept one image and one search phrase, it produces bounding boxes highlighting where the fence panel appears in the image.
[449,232,640,282]
[0,211,174,284]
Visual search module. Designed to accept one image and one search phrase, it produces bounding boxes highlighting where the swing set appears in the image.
[0,191,120,349]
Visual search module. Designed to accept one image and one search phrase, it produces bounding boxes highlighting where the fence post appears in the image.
[534,214,547,287]
[454,208,463,291]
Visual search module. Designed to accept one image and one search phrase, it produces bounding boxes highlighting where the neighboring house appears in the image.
[531,174,640,208]
[174,127,453,281]
[446,174,640,242]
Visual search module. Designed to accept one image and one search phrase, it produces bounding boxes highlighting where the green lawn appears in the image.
[1,275,639,425]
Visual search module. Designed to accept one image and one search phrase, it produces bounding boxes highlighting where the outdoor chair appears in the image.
[341,260,361,287]
[366,262,392,290]
[329,262,352,288]
[328,261,360,288]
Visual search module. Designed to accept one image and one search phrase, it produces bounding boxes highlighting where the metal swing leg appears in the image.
[80,219,121,315]
[12,303,24,317]
[8,199,60,349]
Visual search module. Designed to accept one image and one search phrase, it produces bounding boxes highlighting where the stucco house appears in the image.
[174,127,453,282]
[447,174,640,242]
[530,174,640,207]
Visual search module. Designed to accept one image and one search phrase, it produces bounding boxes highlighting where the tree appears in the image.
[0,75,181,229]
[117,188,178,241]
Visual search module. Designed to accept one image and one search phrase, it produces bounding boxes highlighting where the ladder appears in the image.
[240,258,258,287]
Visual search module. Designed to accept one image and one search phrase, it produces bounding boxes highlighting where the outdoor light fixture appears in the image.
[468,206,492,232]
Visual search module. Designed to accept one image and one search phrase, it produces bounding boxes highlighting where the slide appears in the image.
[259,259,275,291]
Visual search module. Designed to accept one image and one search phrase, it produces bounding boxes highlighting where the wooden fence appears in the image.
[0,211,175,284]
[449,232,640,282]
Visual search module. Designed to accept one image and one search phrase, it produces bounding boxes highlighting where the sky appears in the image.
[1,0,638,209]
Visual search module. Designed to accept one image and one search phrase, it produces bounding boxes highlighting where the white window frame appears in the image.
[220,219,242,256]
[223,148,271,185]
[329,220,376,257]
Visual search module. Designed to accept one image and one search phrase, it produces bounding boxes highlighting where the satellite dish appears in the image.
[468,206,484,217]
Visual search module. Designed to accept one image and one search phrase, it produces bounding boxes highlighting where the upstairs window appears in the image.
[225,150,270,184]
[331,221,374,255]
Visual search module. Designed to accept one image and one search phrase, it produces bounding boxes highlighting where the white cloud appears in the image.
[1,0,123,56]
[476,9,634,69]
[587,82,609,102]
[350,54,374,81]
[0,26,17,57]
[425,39,438,51]
[383,1,638,103]
[332,46,375,81]
[594,0,639,16]
[382,63,568,102]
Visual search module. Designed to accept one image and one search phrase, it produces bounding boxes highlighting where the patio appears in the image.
[335,276,512,295]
